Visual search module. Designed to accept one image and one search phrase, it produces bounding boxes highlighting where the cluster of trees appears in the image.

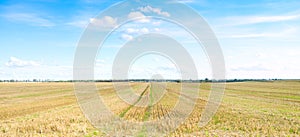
[0,78,281,83]
[0,79,53,82]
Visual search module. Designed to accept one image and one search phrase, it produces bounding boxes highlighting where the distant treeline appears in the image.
[0,78,283,83]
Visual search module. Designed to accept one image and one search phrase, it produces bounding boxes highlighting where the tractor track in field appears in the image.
[142,83,154,121]
[119,84,210,121]
[119,84,150,118]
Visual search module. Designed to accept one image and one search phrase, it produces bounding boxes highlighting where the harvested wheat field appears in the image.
[0,81,300,136]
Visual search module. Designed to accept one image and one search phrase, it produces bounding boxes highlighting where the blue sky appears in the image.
[0,0,300,80]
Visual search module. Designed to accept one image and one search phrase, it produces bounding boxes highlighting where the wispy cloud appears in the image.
[0,68,5,75]
[176,0,195,4]
[66,20,89,28]
[5,57,40,68]
[67,15,118,29]
[1,13,55,27]
[2,64,73,80]
[220,26,299,39]
[221,14,300,26]
[81,0,101,3]
[167,0,196,4]
[231,64,270,72]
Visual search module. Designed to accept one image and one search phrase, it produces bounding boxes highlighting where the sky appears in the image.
[0,0,300,80]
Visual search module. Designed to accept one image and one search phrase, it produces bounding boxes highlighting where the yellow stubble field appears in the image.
[0,81,300,136]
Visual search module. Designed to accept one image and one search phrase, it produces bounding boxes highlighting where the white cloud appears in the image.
[5,57,40,68]
[1,13,55,27]
[140,28,149,33]
[138,6,170,17]
[128,11,151,23]
[121,34,133,41]
[154,28,161,32]
[125,27,149,34]
[1,65,73,80]
[90,16,118,28]
[152,21,161,26]
[96,59,105,64]
[127,6,170,24]
[128,11,144,18]
[126,28,139,33]
[120,27,150,42]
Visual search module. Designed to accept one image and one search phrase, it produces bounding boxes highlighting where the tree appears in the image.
[205,78,209,82]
